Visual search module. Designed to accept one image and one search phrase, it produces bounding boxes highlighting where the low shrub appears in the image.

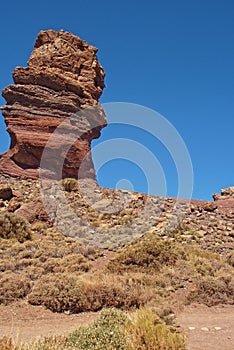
[227,251,234,267]
[28,273,146,313]
[68,308,127,350]
[187,274,234,306]
[107,234,187,273]
[62,178,78,192]
[0,272,31,305]
[0,213,32,242]
[126,308,186,350]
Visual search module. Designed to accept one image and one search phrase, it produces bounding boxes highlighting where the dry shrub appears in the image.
[0,337,19,350]
[227,251,234,267]
[28,273,147,313]
[24,266,45,281]
[126,308,186,350]
[25,336,68,350]
[54,254,90,273]
[0,213,32,242]
[107,234,187,273]
[187,274,234,306]
[185,247,234,306]
[0,229,92,279]
[0,272,31,304]
[62,178,78,192]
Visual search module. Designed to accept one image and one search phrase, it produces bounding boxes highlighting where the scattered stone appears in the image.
[201,327,209,331]
[16,199,51,224]
[0,185,13,200]
[7,199,21,212]
[217,223,226,231]
[203,202,217,212]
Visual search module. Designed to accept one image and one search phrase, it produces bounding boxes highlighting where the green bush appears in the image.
[68,308,127,350]
[0,213,32,242]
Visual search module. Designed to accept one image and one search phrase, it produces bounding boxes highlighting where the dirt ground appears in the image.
[177,304,234,350]
[0,301,233,349]
[0,301,99,343]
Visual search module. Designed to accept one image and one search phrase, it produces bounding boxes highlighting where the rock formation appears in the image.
[0,29,106,180]
[213,187,234,213]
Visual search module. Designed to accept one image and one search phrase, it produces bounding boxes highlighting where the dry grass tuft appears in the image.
[126,308,186,350]
[0,213,32,242]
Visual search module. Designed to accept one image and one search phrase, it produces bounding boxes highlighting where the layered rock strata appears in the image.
[0,29,106,179]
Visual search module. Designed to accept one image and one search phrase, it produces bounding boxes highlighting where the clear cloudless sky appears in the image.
[0,0,233,200]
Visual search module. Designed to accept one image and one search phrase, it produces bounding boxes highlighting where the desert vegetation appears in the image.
[0,308,186,350]
[0,212,32,242]
[0,177,233,349]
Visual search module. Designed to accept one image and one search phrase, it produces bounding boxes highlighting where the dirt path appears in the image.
[177,304,234,350]
[0,301,99,343]
[0,302,233,349]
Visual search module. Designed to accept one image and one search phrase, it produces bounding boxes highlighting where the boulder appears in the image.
[0,185,13,200]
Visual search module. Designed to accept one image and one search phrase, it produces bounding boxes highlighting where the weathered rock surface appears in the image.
[0,29,106,180]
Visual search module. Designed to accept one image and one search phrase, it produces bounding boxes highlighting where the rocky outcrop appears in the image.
[0,174,233,252]
[213,187,234,213]
[213,187,234,201]
[0,29,106,180]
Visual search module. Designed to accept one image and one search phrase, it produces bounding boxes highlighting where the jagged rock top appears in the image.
[0,29,107,179]
[11,29,105,104]
[213,187,234,201]
[221,187,234,197]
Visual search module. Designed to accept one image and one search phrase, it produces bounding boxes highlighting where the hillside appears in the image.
[0,29,233,350]
[0,175,233,349]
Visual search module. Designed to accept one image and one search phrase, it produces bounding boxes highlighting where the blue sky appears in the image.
[0,0,233,200]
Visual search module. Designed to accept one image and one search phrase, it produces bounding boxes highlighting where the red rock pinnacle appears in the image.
[0,29,107,179]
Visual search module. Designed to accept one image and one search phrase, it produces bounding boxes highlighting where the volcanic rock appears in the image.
[213,187,234,201]
[221,187,234,197]
[0,185,13,200]
[0,29,106,180]
[213,187,234,213]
